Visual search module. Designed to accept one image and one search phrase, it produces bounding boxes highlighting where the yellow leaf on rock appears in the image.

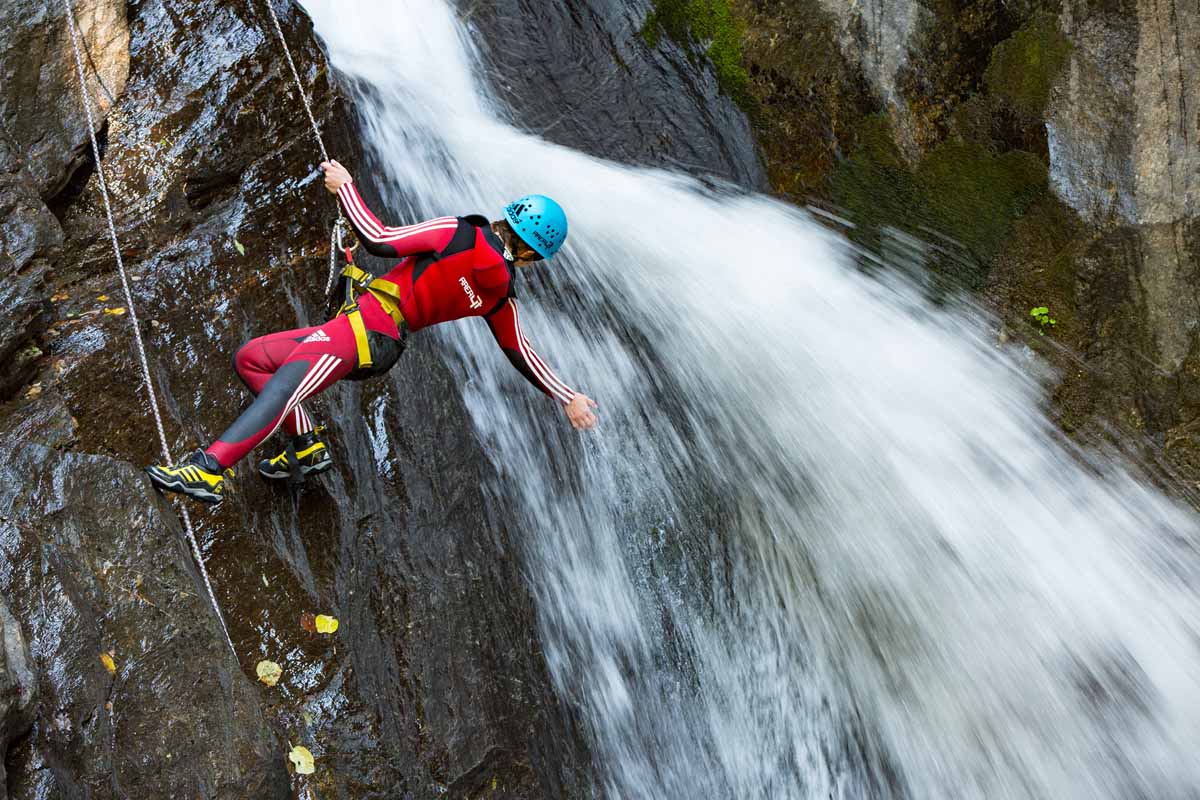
[255,660,282,687]
[314,615,339,634]
[97,295,109,301]
[100,652,116,675]
[103,307,127,316]
[288,745,315,775]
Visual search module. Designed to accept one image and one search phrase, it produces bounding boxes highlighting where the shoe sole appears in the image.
[258,459,333,481]
[145,469,224,505]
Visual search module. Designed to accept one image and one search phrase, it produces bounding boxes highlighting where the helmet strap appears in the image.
[491,220,516,262]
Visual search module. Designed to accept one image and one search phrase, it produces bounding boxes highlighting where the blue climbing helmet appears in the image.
[504,194,568,260]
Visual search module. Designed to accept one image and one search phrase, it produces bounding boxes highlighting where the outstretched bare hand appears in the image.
[320,160,352,195]
[565,394,599,431]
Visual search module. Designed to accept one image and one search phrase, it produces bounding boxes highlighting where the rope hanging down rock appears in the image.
[261,0,345,295]
[60,0,236,657]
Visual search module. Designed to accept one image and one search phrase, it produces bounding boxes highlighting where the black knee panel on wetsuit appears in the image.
[217,359,312,445]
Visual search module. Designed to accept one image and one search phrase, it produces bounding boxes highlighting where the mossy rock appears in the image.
[983,10,1072,119]
[831,114,1048,286]
[829,115,923,239]
[896,0,1042,152]
[916,139,1048,265]
[990,192,1084,340]
[734,0,879,196]
[643,0,750,106]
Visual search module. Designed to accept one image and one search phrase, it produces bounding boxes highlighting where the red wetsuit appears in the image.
[205,182,576,468]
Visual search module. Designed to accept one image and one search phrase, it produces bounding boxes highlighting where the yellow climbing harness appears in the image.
[338,258,405,371]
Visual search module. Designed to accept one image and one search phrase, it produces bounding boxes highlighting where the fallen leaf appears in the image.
[314,615,339,634]
[100,652,116,675]
[255,660,282,687]
[103,307,127,316]
[50,292,69,302]
[24,384,42,400]
[97,294,109,301]
[300,612,316,633]
[288,745,315,775]
[234,239,246,256]
[262,574,269,588]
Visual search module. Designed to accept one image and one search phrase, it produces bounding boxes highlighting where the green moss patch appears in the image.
[829,115,923,238]
[984,11,1072,118]
[643,0,750,106]
[831,115,1049,287]
[916,140,1048,264]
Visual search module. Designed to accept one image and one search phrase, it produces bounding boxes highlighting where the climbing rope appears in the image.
[260,0,346,295]
[261,0,330,161]
[327,217,345,296]
[61,0,235,657]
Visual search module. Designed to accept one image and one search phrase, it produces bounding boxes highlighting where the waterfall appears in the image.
[300,1,1200,797]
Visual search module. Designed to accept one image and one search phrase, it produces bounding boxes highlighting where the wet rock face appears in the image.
[0,0,130,198]
[466,0,766,189]
[0,155,60,400]
[0,0,98,402]
[0,598,37,791]
[1,0,587,796]
[0,443,288,799]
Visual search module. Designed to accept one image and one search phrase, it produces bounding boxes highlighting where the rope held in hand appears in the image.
[61,0,236,657]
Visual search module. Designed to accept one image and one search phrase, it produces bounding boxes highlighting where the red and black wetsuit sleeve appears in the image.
[337,181,457,257]
[485,300,576,405]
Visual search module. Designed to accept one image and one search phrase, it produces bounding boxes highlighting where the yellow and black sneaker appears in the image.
[258,428,333,481]
[145,450,234,506]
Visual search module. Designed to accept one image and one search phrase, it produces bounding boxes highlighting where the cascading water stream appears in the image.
[301,1,1200,797]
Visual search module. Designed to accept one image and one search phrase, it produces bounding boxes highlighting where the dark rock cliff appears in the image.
[469,0,766,189]
[0,0,596,797]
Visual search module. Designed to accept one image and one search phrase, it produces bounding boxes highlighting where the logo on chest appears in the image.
[459,277,483,309]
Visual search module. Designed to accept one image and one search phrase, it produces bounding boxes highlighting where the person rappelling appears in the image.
[145,160,598,505]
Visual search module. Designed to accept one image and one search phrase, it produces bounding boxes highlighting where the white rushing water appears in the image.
[302,1,1200,797]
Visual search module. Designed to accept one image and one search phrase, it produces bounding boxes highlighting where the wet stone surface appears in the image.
[0,444,287,799]
[0,596,37,792]
[466,0,767,190]
[0,0,589,797]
